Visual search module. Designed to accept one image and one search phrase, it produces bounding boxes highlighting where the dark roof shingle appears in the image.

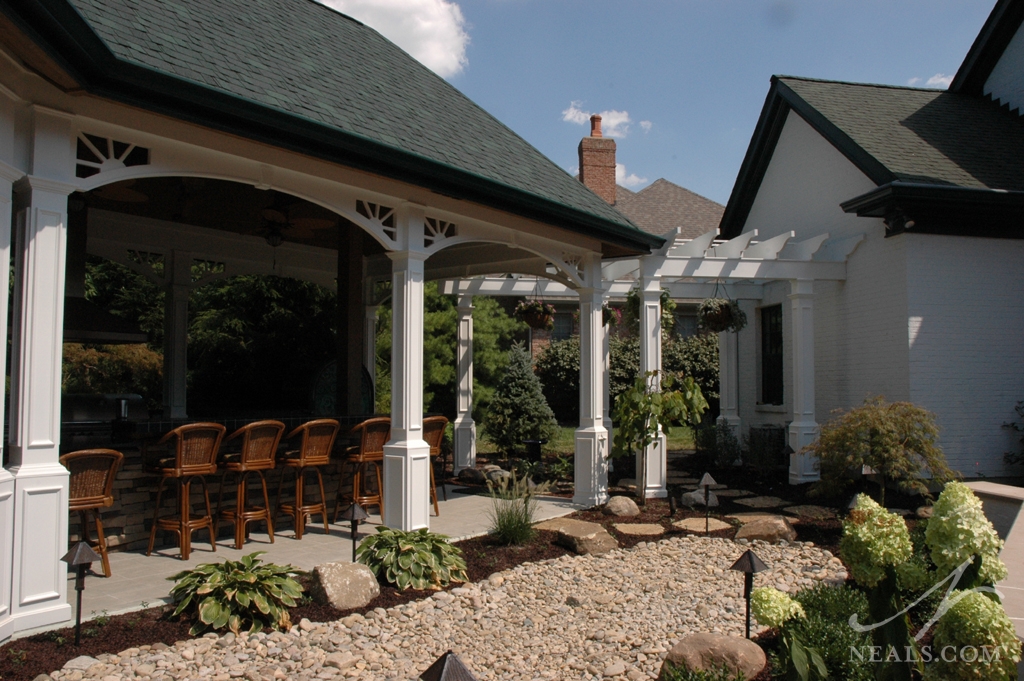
[614,179,724,238]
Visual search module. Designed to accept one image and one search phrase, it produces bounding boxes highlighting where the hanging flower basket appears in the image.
[515,300,556,330]
[697,298,747,333]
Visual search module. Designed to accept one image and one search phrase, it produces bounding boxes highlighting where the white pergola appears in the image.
[444,226,864,497]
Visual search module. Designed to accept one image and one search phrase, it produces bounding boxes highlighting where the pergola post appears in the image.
[788,279,819,483]
[7,107,76,631]
[573,254,609,506]
[383,206,430,530]
[453,295,476,473]
[717,330,741,433]
[0,162,21,641]
[637,263,667,499]
[163,250,191,419]
[602,312,613,446]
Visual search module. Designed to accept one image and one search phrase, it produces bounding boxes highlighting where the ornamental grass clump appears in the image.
[356,527,468,591]
[168,552,303,636]
[487,471,551,545]
[925,590,1021,681]
[925,481,1007,586]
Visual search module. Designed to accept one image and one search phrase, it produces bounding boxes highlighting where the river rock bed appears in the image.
[48,536,847,681]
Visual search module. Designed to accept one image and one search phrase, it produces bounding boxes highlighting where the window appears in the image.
[674,312,699,338]
[551,312,575,340]
[760,305,783,405]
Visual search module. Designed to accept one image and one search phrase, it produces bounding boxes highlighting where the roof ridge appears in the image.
[637,177,724,207]
[776,74,948,93]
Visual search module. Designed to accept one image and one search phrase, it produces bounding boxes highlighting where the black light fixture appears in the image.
[729,549,769,639]
[62,541,102,645]
[264,224,283,248]
[698,472,717,533]
[420,650,479,681]
[336,503,369,562]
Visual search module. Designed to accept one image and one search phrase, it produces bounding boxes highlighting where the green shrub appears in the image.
[534,336,581,423]
[356,527,468,591]
[487,472,550,545]
[484,342,558,457]
[659,662,743,681]
[168,552,303,635]
[693,421,742,469]
[925,590,1021,681]
[790,584,873,681]
[808,397,956,505]
[662,332,720,404]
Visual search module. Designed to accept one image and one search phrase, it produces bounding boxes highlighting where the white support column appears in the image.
[163,250,191,419]
[453,296,476,473]
[0,162,22,642]
[383,205,430,530]
[364,303,378,403]
[637,266,667,499]
[716,330,741,433]
[574,254,609,506]
[788,279,819,484]
[602,309,613,456]
[8,173,75,632]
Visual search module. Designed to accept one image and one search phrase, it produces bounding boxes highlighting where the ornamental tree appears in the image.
[484,342,558,457]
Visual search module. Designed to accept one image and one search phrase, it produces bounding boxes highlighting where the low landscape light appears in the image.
[698,473,717,533]
[729,549,769,639]
[420,650,479,681]
[61,541,102,645]
[336,503,369,562]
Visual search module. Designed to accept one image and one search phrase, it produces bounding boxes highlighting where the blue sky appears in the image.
[321,0,995,205]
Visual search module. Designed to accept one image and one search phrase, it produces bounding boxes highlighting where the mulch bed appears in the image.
[0,455,861,681]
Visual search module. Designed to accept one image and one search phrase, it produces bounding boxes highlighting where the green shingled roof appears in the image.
[780,76,1024,191]
[49,0,651,245]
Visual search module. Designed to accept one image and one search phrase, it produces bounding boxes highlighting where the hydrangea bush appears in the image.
[925,590,1021,681]
[925,481,1007,585]
[751,587,806,629]
[840,494,913,587]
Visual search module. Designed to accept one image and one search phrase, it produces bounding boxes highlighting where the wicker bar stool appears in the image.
[146,423,226,560]
[274,419,339,539]
[60,449,124,577]
[423,416,449,516]
[216,420,285,549]
[334,416,390,520]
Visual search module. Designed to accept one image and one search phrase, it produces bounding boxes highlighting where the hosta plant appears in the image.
[168,552,304,635]
[357,527,468,591]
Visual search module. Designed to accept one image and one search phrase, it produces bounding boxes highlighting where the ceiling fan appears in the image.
[260,195,337,246]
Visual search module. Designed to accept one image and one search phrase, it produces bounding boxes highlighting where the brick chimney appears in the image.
[578,114,616,204]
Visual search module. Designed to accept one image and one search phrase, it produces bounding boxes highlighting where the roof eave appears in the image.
[718,77,895,239]
[951,0,1024,95]
[841,181,1024,239]
[1,0,662,255]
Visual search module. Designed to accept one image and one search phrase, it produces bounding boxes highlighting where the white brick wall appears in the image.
[905,234,1024,476]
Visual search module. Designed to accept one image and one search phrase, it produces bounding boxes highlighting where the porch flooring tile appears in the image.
[63,486,580,624]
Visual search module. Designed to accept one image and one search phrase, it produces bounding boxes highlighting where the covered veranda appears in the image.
[0,0,662,639]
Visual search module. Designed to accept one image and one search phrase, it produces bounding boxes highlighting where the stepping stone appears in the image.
[616,478,637,491]
[726,512,800,525]
[783,505,836,521]
[673,518,732,533]
[675,477,699,484]
[733,495,792,509]
[541,518,618,555]
[613,523,666,537]
[715,489,753,498]
[735,516,797,544]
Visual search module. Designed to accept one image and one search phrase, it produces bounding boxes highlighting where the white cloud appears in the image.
[907,77,922,86]
[562,102,635,137]
[616,163,647,188]
[317,0,469,78]
[926,73,953,88]
[640,120,652,133]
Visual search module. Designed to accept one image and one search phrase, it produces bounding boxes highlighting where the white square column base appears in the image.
[383,441,431,531]
[573,426,609,507]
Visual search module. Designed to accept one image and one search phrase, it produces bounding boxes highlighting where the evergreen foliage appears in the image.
[485,343,558,457]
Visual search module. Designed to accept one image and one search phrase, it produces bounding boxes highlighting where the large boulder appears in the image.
[734,516,797,543]
[551,518,618,555]
[659,633,766,681]
[457,467,486,484]
[680,490,719,508]
[311,562,380,611]
[603,496,640,517]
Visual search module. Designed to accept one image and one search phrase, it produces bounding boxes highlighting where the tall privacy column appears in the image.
[637,262,667,499]
[716,330,740,433]
[788,280,819,483]
[574,254,609,506]
[0,161,21,642]
[453,295,476,473]
[163,250,191,419]
[8,105,76,632]
[383,205,430,530]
